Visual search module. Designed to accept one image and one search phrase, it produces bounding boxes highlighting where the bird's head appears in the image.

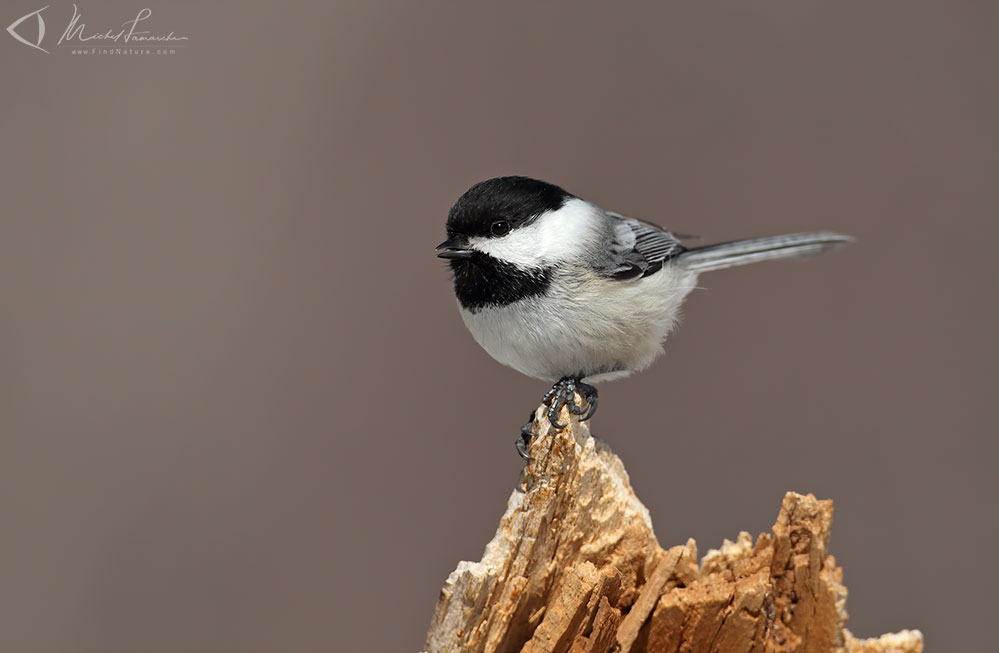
[436,176,599,311]
[436,176,599,270]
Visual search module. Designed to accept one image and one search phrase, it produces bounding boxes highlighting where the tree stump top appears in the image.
[423,405,922,653]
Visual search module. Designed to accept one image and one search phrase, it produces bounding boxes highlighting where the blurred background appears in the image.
[1,1,996,651]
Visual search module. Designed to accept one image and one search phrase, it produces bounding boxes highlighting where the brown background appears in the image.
[1,1,996,651]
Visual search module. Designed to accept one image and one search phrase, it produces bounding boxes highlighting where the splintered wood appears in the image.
[422,408,923,653]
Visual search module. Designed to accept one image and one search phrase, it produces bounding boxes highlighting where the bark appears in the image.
[423,406,922,653]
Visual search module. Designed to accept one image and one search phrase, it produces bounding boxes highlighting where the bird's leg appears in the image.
[516,410,536,460]
[542,377,599,430]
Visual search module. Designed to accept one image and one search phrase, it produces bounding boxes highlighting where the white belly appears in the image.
[458,265,698,382]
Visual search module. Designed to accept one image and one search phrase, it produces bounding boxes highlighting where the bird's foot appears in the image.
[516,410,536,461]
[516,379,599,459]
[541,377,599,429]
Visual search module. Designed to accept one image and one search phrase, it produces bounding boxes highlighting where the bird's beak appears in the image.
[436,237,473,259]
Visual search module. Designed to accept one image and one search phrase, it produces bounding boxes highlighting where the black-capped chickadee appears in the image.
[436,176,851,458]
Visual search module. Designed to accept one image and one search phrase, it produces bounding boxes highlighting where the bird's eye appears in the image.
[491,220,511,236]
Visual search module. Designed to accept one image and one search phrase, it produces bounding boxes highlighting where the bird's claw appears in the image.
[517,380,599,460]
[542,377,598,430]
[516,410,536,460]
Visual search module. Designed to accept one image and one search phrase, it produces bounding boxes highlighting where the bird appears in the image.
[435,176,852,458]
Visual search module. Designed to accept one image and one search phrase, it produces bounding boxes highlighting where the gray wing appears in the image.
[595,212,687,280]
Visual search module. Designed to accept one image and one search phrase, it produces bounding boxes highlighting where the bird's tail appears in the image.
[676,231,853,273]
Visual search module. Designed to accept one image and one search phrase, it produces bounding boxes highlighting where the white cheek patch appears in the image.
[469,198,599,269]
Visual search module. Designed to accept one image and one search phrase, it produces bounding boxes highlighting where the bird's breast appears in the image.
[457,266,699,382]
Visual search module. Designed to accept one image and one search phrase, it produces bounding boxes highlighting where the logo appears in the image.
[6,4,188,54]
[7,5,49,53]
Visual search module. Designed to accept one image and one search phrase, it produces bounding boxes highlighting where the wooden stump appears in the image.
[423,406,922,653]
